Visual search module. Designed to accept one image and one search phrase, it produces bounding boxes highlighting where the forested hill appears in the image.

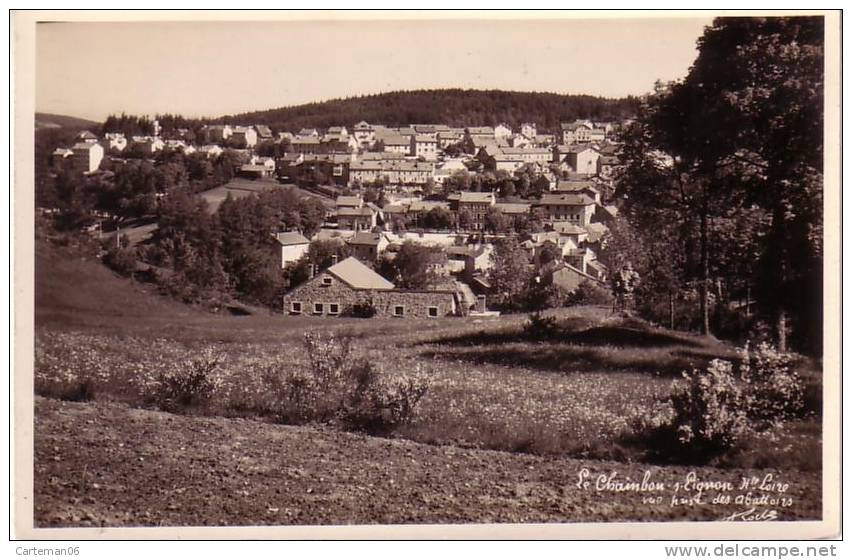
[35,112,101,132]
[219,89,641,132]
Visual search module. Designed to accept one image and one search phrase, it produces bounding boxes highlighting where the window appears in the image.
[322,276,333,286]
[314,303,324,314]
[290,302,302,314]
[328,303,340,315]
[393,305,405,317]
[428,306,439,318]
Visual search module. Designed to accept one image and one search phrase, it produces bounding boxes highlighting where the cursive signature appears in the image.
[721,507,778,522]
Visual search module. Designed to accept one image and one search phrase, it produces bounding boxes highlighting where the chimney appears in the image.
[331,254,339,266]
[309,264,316,279]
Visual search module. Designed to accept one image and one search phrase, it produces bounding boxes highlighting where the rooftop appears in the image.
[336,195,363,207]
[459,191,495,204]
[327,256,395,290]
[275,231,309,246]
[539,193,597,206]
[348,232,388,246]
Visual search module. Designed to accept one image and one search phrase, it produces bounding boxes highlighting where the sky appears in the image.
[35,16,714,122]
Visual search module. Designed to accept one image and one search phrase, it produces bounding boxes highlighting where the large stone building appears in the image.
[282,256,465,318]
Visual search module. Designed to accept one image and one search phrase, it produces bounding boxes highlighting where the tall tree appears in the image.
[618,16,823,351]
[488,237,532,311]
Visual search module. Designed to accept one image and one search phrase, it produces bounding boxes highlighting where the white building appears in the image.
[494,123,513,139]
[276,231,310,268]
[71,142,104,173]
[103,132,127,152]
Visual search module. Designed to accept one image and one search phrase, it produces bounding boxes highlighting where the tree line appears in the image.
[610,16,823,355]
[218,89,641,132]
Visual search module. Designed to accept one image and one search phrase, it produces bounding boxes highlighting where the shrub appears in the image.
[343,365,429,431]
[631,359,751,463]
[155,346,224,411]
[669,359,751,455]
[523,312,560,339]
[266,331,429,432]
[737,341,805,428]
[566,280,614,306]
[632,341,805,463]
[102,246,138,277]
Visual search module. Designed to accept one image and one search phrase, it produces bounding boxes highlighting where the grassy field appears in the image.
[31,239,824,525]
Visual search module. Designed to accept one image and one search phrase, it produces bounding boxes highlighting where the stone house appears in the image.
[282,256,463,318]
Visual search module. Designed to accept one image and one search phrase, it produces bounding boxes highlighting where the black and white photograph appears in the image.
[11,9,841,539]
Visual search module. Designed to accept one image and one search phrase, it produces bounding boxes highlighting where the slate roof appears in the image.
[539,193,596,206]
[275,232,309,246]
[554,181,600,193]
[458,192,495,204]
[495,202,531,214]
[348,232,388,246]
[327,257,395,290]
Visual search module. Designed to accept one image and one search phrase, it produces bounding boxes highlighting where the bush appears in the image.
[632,341,806,464]
[523,312,560,339]
[155,346,224,411]
[267,332,429,432]
[102,246,138,277]
[566,280,613,306]
[669,359,752,456]
[738,341,805,428]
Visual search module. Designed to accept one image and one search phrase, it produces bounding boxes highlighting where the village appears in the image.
[50,117,625,318]
[26,13,831,536]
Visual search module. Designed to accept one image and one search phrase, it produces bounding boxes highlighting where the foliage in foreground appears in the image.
[33,320,817,469]
[635,341,807,463]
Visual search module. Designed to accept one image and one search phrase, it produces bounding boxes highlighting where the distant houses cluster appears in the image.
[51,114,627,318]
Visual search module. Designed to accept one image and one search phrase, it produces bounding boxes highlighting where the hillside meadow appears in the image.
[30,240,824,525]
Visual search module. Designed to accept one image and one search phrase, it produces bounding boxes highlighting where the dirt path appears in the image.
[33,397,821,527]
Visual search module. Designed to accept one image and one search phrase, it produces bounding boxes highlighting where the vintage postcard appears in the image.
[11,9,841,540]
